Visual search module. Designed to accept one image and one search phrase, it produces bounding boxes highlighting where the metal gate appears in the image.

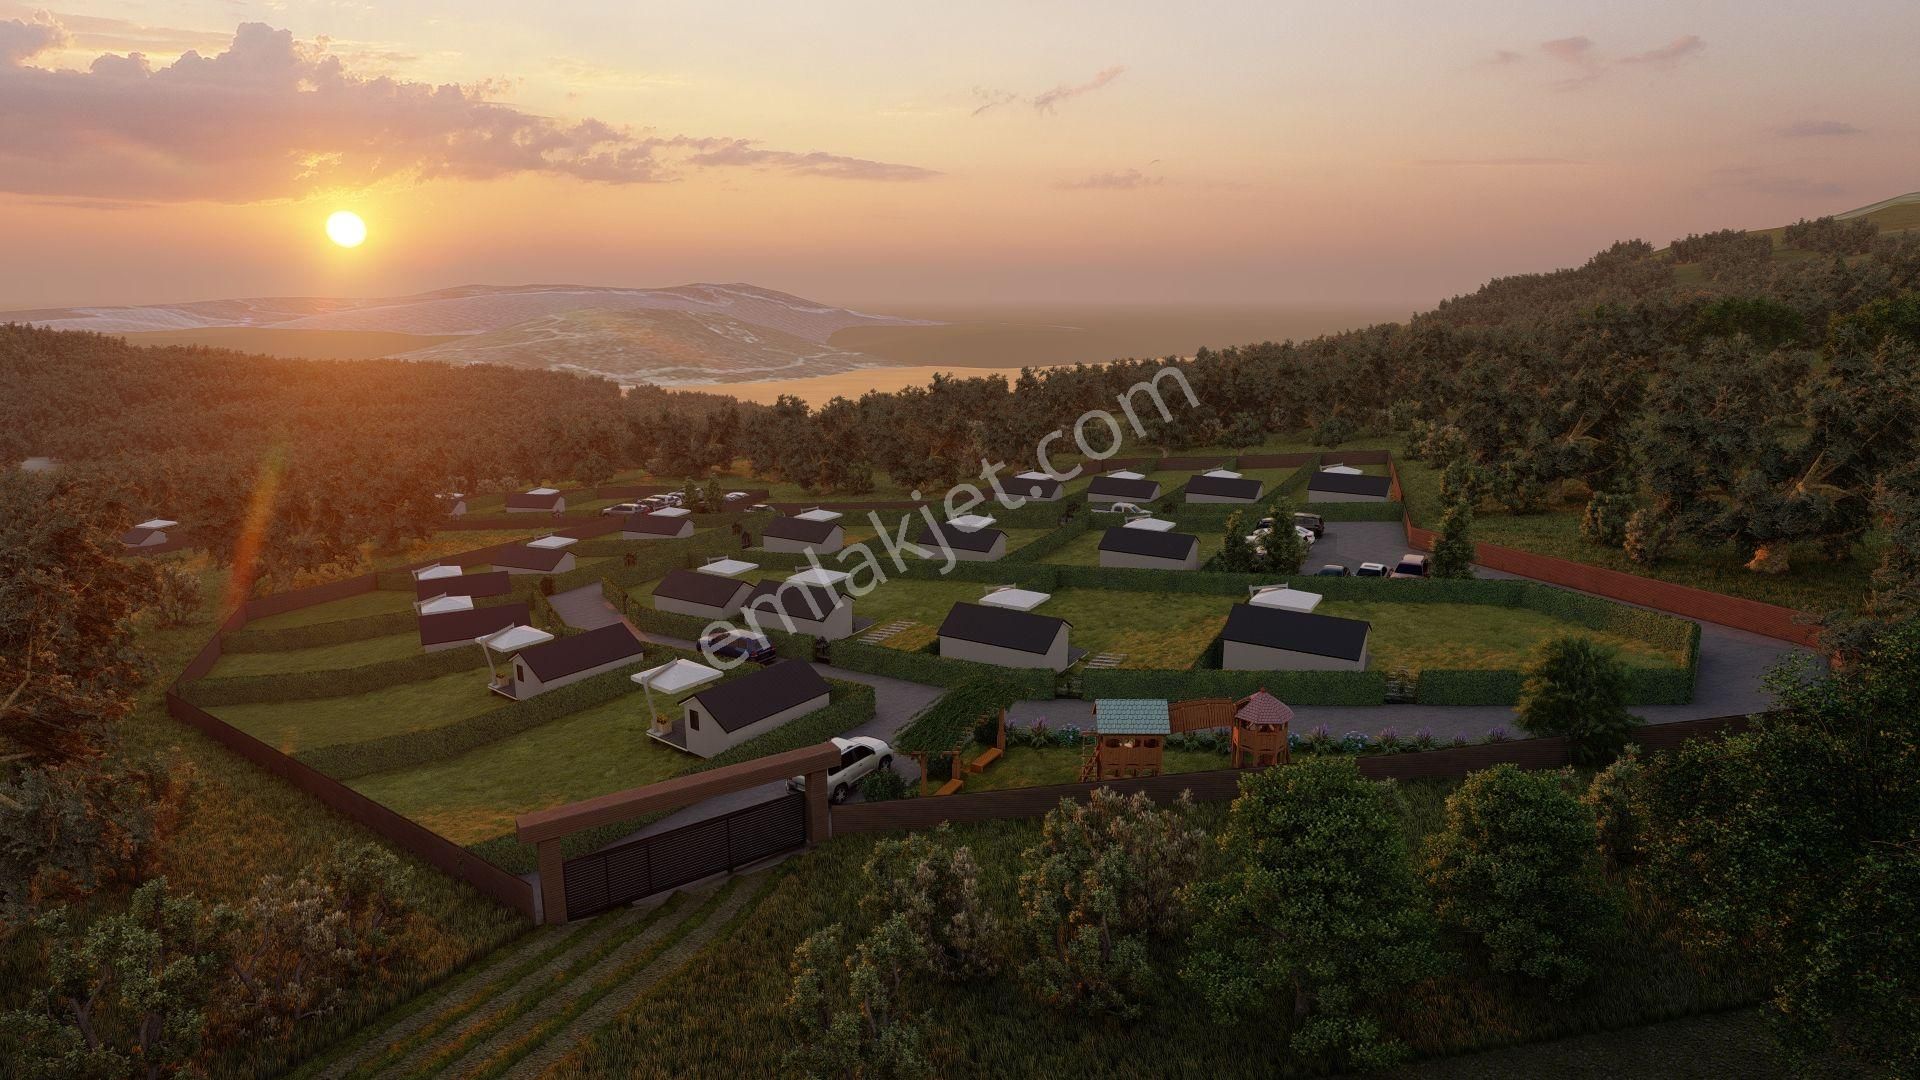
[559,792,806,919]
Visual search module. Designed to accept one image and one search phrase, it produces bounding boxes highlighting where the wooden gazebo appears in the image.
[1231,689,1293,768]
[1080,699,1170,782]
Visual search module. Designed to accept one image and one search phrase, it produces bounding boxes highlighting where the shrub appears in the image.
[1584,745,1649,874]
[1516,636,1639,765]
[1430,499,1476,578]
[783,920,933,1080]
[1580,489,1634,548]
[149,564,204,627]
[1423,765,1619,992]
[859,828,996,980]
[859,768,912,803]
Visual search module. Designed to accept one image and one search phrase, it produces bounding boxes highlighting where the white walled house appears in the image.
[912,521,1008,562]
[1086,476,1161,504]
[937,602,1075,672]
[505,487,566,513]
[1220,603,1371,671]
[622,511,695,540]
[742,579,854,640]
[652,568,753,620]
[488,545,577,576]
[1097,527,1200,571]
[760,516,844,554]
[677,660,833,759]
[1306,472,1391,503]
[417,602,532,653]
[1182,473,1264,504]
[504,624,646,699]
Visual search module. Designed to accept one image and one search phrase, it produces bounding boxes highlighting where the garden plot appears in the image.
[207,631,421,678]
[855,578,1228,669]
[210,668,513,754]
[239,588,417,632]
[1315,599,1687,673]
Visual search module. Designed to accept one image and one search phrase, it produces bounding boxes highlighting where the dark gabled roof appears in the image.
[505,490,564,509]
[1221,603,1370,661]
[914,522,1006,554]
[653,568,752,609]
[419,602,530,648]
[119,527,163,545]
[762,516,841,543]
[491,545,572,572]
[1183,474,1264,500]
[623,512,692,535]
[1087,476,1160,500]
[687,659,832,732]
[1307,471,1392,498]
[1008,476,1063,499]
[937,601,1069,655]
[414,570,512,601]
[744,579,845,624]
[518,623,644,682]
[1098,527,1199,561]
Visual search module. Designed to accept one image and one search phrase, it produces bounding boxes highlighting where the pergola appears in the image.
[1232,689,1293,768]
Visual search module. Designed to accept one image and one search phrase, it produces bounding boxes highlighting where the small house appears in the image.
[1008,471,1063,502]
[418,601,532,653]
[1220,603,1370,671]
[1306,471,1391,503]
[502,623,646,700]
[489,544,577,576]
[937,602,1075,672]
[505,487,566,513]
[653,568,753,620]
[1081,699,1170,781]
[120,517,176,548]
[440,492,468,516]
[677,660,833,759]
[1098,527,1200,571]
[1086,476,1161,504]
[622,511,695,540]
[913,521,1008,562]
[1182,473,1264,504]
[412,570,513,602]
[761,515,844,554]
[1231,689,1293,768]
[743,579,855,640]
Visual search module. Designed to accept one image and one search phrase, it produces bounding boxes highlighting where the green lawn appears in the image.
[365,529,533,571]
[240,588,417,632]
[208,631,423,678]
[349,691,692,846]
[211,668,510,755]
[856,578,1227,668]
[1317,599,1685,672]
[959,744,1232,792]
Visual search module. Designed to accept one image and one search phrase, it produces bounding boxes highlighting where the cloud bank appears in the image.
[0,19,935,202]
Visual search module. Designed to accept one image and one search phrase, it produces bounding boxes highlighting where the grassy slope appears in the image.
[240,587,417,632]
[206,630,421,677]
[208,667,510,753]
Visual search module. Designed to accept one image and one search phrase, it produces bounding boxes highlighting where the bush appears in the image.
[1580,489,1634,548]
[1430,500,1475,578]
[784,920,933,1080]
[1584,745,1649,874]
[1516,637,1639,765]
[1423,765,1619,992]
[859,827,996,979]
[149,564,204,627]
[859,768,912,803]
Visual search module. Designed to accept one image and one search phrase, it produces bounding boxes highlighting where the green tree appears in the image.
[148,564,203,628]
[858,827,996,980]
[1430,498,1476,578]
[1184,758,1432,1071]
[1423,765,1619,992]
[1516,637,1638,765]
[1216,510,1260,573]
[784,919,933,1080]
[1579,488,1634,548]
[1262,499,1307,574]
[1582,744,1650,874]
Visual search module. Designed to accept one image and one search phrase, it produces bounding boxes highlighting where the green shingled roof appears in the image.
[1094,698,1170,735]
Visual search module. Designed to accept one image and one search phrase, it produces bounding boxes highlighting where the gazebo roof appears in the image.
[1235,689,1295,728]
[1094,698,1171,735]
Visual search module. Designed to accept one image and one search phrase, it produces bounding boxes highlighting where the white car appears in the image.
[1097,502,1150,516]
[789,736,894,803]
[1356,561,1390,577]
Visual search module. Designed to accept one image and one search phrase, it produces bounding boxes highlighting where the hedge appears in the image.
[1302,501,1407,522]
[222,609,420,652]
[890,560,1060,590]
[893,679,1022,754]
[181,647,491,707]
[621,600,817,661]
[1079,667,1387,704]
[295,660,654,781]
[824,639,1056,699]
[1003,514,1091,564]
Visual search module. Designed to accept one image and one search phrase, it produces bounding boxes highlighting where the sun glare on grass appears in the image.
[325,210,367,248]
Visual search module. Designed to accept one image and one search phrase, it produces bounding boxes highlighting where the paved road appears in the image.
[549,584,625,631]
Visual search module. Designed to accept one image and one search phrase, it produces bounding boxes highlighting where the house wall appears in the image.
[1185,490,1261,504]
[922,536,1006,562]
[511,650,643,699]
[1100,548,1198,571]
[1306,489,1387,504]
[745,601,854,641]
[1222,639,1369,671]
[763,525,843,554]
[684,692,830,758]
[624,521,692,540]
[655,594,744,620]
[131,530,168,547]
[505,497,566,513]
[1087,486,1159,504]
[941,625,1070,672]
[446,500,467,516]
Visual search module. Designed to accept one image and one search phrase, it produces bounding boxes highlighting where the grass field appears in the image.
[207,630,422,677]
[349,692,690,846]
[211,668,509,754]
[856,577,1227,668]
[1317,599,1685,671]
[240,587,417,632]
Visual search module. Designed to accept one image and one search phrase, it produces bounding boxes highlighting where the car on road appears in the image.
[788,736,895,803]
[601,502,642,516]
[699,628,776,665]
[726,491,750,501]
[1098,502,1150,516]
[1314,563,1351,576]
[1293,512,1325,539]
[1356,562,1390,577]
[1389,553,1431,579]
[746,503,776,513]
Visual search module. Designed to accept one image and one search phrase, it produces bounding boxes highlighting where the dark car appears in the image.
[1313,563,1350,576]
[699,628,776,665]
[1293,512,1325,539]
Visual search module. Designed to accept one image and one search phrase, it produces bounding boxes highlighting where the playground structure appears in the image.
[1079,690,1292,781]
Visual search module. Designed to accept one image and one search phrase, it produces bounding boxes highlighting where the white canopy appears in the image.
[1014,470,1053,481]
[476,625,554,652]
[631,658,724,695]
[1123,517,1177,532]
[650,506,692,518]
[947,513,996,532]
[414,563,463,581]
[135,518,178,530]
[526,486,561,495]
[415,594,475,615]
[527,534,578,550]
[1249,586,1324,613]
[787,567,850,587]
[980,587,1051,611]
[1203,468,1243,479]
[697,557,758,577]
[1107,469,1146,480]
[1320,465,1362,475]
[795,507,843,522]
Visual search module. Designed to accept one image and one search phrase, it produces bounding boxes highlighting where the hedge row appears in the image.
[1303,501,1408,522]
[181,646,490,707]
[824,639,1056,699]
[1079,667,1387,704]
[295,660,652,781]
[222,609,419,652]
[622,601,817,661]
[893,678,1022,754]
[1003,514,1092,564]
[467,677,877,873]
[1414,656,1697,707]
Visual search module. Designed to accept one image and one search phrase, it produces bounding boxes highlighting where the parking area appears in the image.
[1302,520,1425,575]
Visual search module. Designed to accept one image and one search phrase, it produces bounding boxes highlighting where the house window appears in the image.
[689,708,700,730]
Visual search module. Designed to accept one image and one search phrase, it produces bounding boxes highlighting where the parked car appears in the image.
[746,503,776,513]
[1099,502,1149,516]
[726,491,750,501]
[601,502,641,516]
[1293,512,1325,539]
[1314,563,1351,576]
[788,737,895,803]
[1389,553,1431,579]
[699,628,776,665]
[1356,562,1390,577]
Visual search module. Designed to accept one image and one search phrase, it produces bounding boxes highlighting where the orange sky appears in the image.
[2,1,1914,310]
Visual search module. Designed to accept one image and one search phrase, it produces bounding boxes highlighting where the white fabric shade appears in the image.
[947,514,996,531]
[650,506,692,518]
[787,567,850,587]
[476,625,554,652]
[1248,586,1323,612]
[1320,465,1362,475]
[980,588,1051,611]
[1123,517,1176,532]
[135,518,178,530]
[632,658,724,694]
[414,563,463,580]
[527,534,578,549]
[1107,469,1146,480]
[415,594,475,614]
[697,558,757,577]
[526,486,561,495]
[795,507,843,522]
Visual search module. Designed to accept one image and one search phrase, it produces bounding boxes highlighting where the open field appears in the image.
[116,327,461,359]
[1318,599,1685,672]
[207,630,421,677]
[241,587,417,631]
[211,668,510,754]
[855,577,1227,668]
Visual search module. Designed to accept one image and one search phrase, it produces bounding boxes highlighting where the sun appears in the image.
[325,210,367,248]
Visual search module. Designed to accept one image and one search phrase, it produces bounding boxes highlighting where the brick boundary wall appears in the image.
[1389,458,1820,647]
[829,714,1748,835]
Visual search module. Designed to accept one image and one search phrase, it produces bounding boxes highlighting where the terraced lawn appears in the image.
[240,587,417,632]
[211,668,510,754]
[1315,599,1686,672]
[350,691,691,846]
[856,578,1229,668]
[208,631,423,678]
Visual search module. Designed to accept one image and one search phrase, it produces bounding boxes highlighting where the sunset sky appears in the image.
[3,1,1913,311]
